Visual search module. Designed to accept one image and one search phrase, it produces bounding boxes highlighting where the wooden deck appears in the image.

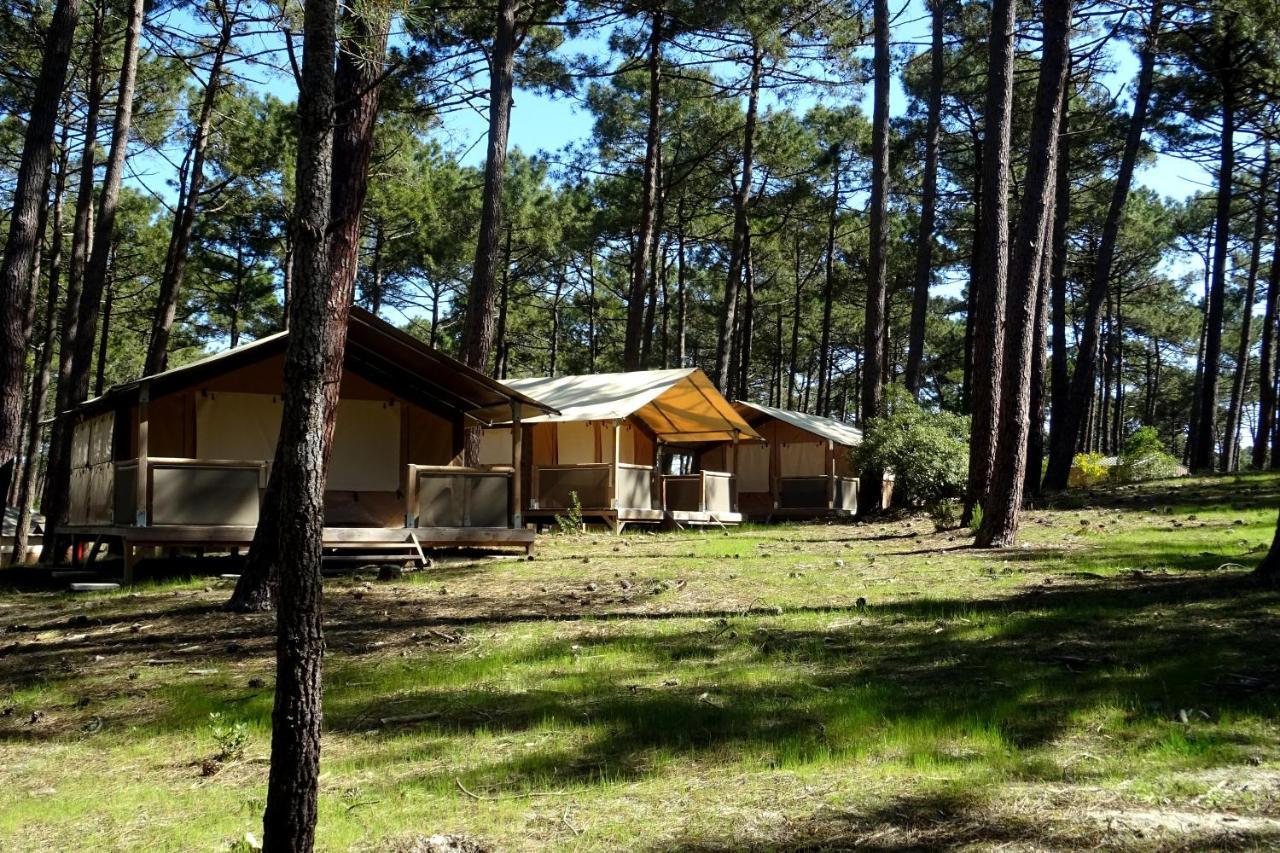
[524,506,665,534]
[63,524,536,582]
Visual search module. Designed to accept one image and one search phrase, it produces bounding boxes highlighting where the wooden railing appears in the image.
[407,465,512,528]
[662,470,735,514]
[107,458,267,527]
[531,462,655,511]
[776,475,858,512]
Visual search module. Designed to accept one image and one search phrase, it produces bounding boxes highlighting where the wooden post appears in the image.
[136,383,150,527]
[730,431,741,512]
[609,420,621,509]
[510,402,523,528]
[826,439,836,509]
[404,464,418,527]
[769,423,781,511]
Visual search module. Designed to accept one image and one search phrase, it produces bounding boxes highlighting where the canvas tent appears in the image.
[480,368,762,530]
[57,307,555,580]
[703,401,869,519]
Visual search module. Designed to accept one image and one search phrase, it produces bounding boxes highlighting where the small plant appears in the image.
[553,491,584,534]
[1111,427,1184,483]
[967,501,983,535]
[209,712,249,762]
[927,498,961,531]
[1068,452,1110,488]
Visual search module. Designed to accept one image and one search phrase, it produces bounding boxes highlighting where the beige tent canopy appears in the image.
[500,368,762,443]
[735,401,863,447]
[485,368,757,531]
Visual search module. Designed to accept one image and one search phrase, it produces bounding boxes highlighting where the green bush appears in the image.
[852,387,970,507]
[1112,427,1183,483]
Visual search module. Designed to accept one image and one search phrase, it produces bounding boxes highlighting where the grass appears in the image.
[1,472,1279,850]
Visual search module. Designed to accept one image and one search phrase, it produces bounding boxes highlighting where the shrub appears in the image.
[1068,452,1109,488]
[852,387,970,507]
[553,491,584,534]
[1111,427,1183,483]
[927,498,961,531]
[208,712,249,761]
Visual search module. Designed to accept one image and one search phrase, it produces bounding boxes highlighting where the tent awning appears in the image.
[494,368,762,443]
[735,401,863,447]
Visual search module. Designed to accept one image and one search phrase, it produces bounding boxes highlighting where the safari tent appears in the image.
[703,401,867,520]
[57,307,554,580]
[478,369,762,531]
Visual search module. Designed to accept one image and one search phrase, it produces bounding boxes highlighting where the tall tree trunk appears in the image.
[11,138,68,565]
[256,0,338,844]
[1258,506,1280,584]
[961,134,982,410]
[1043,0,1160,488]
[962,0,1016,524]
[816,146,839,414]
[976,0,1071,548]
[738,236,755,400]
[675,214,687,366]
[624,8,663,370]
[1046,93,1072,471]
[144,1,234,374]
[1223,150,1270,471]
[0,0,81,502]
[228,3,389,615]
[859,0,891,515]
[904,0,944,397]
[1191,71,1235,470]
[1026,177,1060,501]
[1255,169,1280,469]
[788,233,803,409]
[714,38,761,391]
[39,1,104,563]
[460,0,518,459]
[94,278,112,396]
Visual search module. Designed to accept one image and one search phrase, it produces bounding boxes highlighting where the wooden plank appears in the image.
[510,402,523,527]
[136,383,150,527]
[64,524,534,546]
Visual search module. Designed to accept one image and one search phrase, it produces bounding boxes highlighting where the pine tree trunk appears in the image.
[0,0,81,502]
[1223,150,1270,471]
[460,0,518,461]
[1046,95,1072,472]
[256,0,337,847]
[228,5,388,616]
[39,1,104,564]
[1043,0,1160,489]
[858,0,891,515]
[962,0,1016,524]
[1025,194,1058,501]
[816,146,839,414]
[624,8,663,370]
[904,0,944,397]
[1256,507,1280,584]
[145,2,234,375]
[714,39,761,391]
[1254,171,1280,469]
[975,0,1071,548]
[1191,77,1235,471]
[94,279,112,396]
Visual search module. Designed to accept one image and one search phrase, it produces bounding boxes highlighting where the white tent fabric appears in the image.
[736,401,863,448]
[501,369,761,443]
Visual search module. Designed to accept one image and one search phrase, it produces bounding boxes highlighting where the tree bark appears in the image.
[144,0,234,375]
[816,145,839,415]
[976,0,1071,548]
[1043,0,1160,489]
[714,38,761,392]
[11,138,68,565]
[858,0,891,515]
[255,0,337,847]
[39,0,104,563]
[624,8,663,370]
[1046,93,1072,473]
[228,5,389,615]
[1254,170,1280,469]
[1190,59,1235,470]
[0,0,81,503]
[962,0,1016,524]
[460,0,519,461]
[904,0,944,397]
[1223,149,1270,471]
[1256,506,1280,584]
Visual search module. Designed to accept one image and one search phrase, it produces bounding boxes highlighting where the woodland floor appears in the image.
[2,473,1280,851]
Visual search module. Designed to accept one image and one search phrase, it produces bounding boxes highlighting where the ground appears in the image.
[2,473,1279,852]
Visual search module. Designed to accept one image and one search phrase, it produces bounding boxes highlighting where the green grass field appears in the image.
[2,472,1279,850]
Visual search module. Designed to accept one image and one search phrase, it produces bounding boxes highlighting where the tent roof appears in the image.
[500,368,761,443]
[61,307,556,424]
[736,401,863,447]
